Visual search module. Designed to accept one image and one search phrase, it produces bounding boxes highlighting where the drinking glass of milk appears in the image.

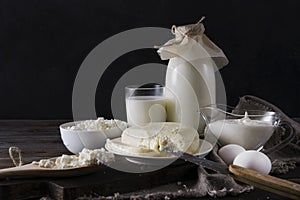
[125,84,167,127]
[199,105,284,151]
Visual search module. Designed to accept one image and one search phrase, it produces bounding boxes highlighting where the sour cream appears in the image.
[207,112,275,150]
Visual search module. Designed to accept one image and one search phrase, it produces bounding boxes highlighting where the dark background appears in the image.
[0,0,299,119]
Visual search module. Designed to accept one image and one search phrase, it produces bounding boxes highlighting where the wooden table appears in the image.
[0,120,299,200]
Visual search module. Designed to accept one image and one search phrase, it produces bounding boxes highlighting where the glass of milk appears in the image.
[125,85,167,127]
[199,105,285,151]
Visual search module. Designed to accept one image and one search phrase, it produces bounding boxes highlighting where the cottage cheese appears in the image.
[66,117,123,131]
[34,148,115,169]
[37,159,55,168]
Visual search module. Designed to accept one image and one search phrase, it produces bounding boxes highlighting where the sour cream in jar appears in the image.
[207,112,275,150]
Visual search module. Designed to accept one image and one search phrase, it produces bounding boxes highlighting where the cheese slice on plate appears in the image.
[121,122,199,154]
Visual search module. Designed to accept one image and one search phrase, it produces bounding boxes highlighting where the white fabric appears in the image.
[157,20,228,69]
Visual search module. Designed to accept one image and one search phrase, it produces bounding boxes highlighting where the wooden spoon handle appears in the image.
[229,165,300,200]
[288,178,300,184]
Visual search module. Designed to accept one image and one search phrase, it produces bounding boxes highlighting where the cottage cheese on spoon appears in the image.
[34,148,115,169]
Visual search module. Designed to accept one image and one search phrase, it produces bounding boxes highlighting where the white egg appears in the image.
[218,144,246,164]
[233,150,272,174]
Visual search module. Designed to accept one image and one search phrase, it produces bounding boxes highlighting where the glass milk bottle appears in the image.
[165,57,216,132]
[157,18,228,132]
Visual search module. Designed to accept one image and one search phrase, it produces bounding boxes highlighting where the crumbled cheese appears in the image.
[78,148,115,166]
[34,148,115,169]
[55,154,79,168]
[38,159,55,168]
[66,117,122,131]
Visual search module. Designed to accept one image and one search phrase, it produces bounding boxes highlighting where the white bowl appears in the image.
[60,121,127,154]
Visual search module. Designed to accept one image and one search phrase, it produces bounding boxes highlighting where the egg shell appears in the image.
[233,150,272,174]
[218,144,246,165]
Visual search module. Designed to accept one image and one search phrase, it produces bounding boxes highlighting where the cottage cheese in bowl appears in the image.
[60,118,127,154]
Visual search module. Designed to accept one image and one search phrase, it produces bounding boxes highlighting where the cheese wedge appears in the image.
[121,122,199,154]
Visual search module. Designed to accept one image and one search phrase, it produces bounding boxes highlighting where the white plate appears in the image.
[105,138,213,166]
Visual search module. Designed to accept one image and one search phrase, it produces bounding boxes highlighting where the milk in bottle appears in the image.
[165,57,216,132]
[157,18,228,132]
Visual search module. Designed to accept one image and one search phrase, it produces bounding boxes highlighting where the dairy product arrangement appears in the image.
[106,122,200,157]
[56,19,277,175]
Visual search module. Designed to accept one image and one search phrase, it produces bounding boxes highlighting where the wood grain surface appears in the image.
[0,120,69,169]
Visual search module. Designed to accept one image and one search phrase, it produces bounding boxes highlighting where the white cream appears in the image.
[208,112,275,150]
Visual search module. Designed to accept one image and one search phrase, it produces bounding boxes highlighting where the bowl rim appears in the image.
[200,104,280,117]
[59,120,127,132]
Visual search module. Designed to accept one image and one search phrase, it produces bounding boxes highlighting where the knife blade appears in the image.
[163,147,229,174]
